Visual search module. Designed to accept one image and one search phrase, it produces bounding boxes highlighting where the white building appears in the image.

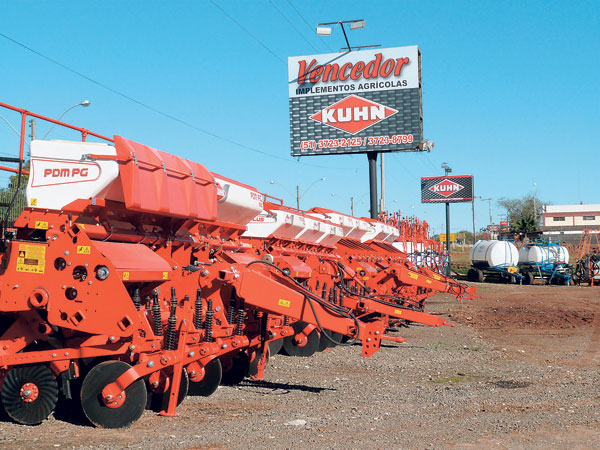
[542,203,600,244]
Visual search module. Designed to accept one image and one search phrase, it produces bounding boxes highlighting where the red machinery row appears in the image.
[0,102,474,428]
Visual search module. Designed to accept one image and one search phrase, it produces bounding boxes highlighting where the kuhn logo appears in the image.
[429,179,464,197]
[30,159,100,187]
[309,95,397,135]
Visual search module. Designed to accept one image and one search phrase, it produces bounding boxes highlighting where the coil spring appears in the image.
[204,299,214,342]
[227,296,236,325]
[194,289,203,330]
[284,315,290,326]
[235,308,245,336]
[152,293,163,336]
[132,288,141,310]
[164,289,178,350]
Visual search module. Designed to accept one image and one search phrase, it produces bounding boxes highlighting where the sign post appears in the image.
[421,174,474,275]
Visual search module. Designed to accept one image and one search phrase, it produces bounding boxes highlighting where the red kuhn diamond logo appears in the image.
[309,95,398,135]
[429,179,464,197]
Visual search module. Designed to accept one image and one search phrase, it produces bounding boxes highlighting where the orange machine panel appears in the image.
[113,136,217,221]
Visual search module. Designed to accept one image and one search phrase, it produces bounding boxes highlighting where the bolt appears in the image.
[52,353,56,358]
[366,338,371,342]
[172,266,178,270]
[106,395,113,400]
[147,361,154,368]
[215,306,221,312]
[23,389,31,397]
[88,281,92,285]
[375,331,380,335]
[118,395,122,399]
[113,402,118,406]
[221,344,227,349]
[13,285,18,289]
[84,263,88,267]
[188,351,195,358]
[67,262,72,266]
[129,345,135,351]
[152,381,159,387]
[64,351,69,356]
[64,250,69,255]
[201,269,209,276]
[61,285,66,289]
[108,336,116,342]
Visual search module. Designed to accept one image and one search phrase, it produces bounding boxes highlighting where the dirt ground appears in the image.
[0,282,599,449]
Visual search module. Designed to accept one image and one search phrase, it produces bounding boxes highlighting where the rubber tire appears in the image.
[476,269,484,282]
[80,361,147,429]
[282,321,320,357]
[522,272,534,285]
[467,269,478,282]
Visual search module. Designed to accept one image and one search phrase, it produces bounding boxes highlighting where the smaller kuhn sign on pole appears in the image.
[420,175,474,203]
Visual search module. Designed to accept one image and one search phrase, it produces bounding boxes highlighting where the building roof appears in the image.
[544,204,600,214]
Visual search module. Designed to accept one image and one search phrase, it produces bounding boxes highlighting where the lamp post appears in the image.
[480,197,493,224]
[270,177,325,210]
[441,162,452,275]
[42,100,91,139]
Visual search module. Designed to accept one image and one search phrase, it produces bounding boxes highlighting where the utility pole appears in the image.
[533,180,537,228]
[296,185,300,210]
[368,152,378,219]
[351,197,354,216]
[30,118,36,141]
[472,198,476,245]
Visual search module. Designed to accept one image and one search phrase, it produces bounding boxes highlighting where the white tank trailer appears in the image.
[468,240,522,283]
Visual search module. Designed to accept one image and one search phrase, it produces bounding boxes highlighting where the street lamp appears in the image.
[270,177,325,210]
[42,100,91,139]
[480,197,493,224]
[316,19,379,52]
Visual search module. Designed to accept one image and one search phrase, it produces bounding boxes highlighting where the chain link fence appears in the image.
[0,187,27,228]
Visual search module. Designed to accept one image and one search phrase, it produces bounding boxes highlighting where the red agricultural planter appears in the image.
[0,102,473,429]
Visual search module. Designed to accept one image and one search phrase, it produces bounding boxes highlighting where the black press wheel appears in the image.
[268,338,284,356]
[187,358,222,397]
[318,331,344,351]
[80,360,147,429]
[220,352,250,386]
[148,369,189,412]
[1,365,59,425]
[282,321,319,357]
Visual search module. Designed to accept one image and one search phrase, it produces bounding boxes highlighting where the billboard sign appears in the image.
[421,175,474,203]
[288,46,422,156]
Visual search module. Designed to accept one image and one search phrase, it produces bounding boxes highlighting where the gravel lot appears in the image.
[1,283,599,449]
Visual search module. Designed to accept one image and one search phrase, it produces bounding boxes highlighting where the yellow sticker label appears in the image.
[30,198,37,206]
[426,279,432,284]
[34,221,48,230]
[394,309,403,316]
[79,223,86,229]
[278,299,291,308]
[123,272,130,280]
[15,244,46,274]
[162,272,169,280]
[432,274,441,280]
[408,272,419,280]
[77,245,91,254]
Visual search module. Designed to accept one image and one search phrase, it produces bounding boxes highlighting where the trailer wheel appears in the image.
[1,365,59,425]
[467,269,478,282]
[476,269,484,282]
[522,272,534,285]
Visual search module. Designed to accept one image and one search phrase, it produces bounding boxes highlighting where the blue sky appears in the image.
[0,0,598,235]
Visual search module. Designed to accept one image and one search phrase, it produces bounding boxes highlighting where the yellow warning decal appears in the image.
[408,272,419,280]
[394,309,403,316]
[162,272,169,280]
[123,272,130,280]
[507,266,518,274]
[432,274,441,280]
[34,221,48,230]
[426,279,432,284]
[79,223,86,229]
[77,245,91,254]
[30,198,38,206]
[16,244,46,274]
[278,299,291,308]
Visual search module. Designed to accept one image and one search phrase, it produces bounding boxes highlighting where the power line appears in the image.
[209,0,285,64]
[285,0,334,52]
[268,0,319,53]
[0,31,359,171]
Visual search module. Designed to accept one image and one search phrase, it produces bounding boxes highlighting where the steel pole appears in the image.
[472,199,476,244]
[445,201,451,276]
[296,185,300,210]
[367,152,378,219]
[351,197,354,216]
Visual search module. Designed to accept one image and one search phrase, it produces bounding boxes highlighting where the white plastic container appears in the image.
[520,245,570,264]
[213,175,263,227]
[470,240,519,268]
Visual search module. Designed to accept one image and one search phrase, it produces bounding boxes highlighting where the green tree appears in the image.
[498,195,546,230]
